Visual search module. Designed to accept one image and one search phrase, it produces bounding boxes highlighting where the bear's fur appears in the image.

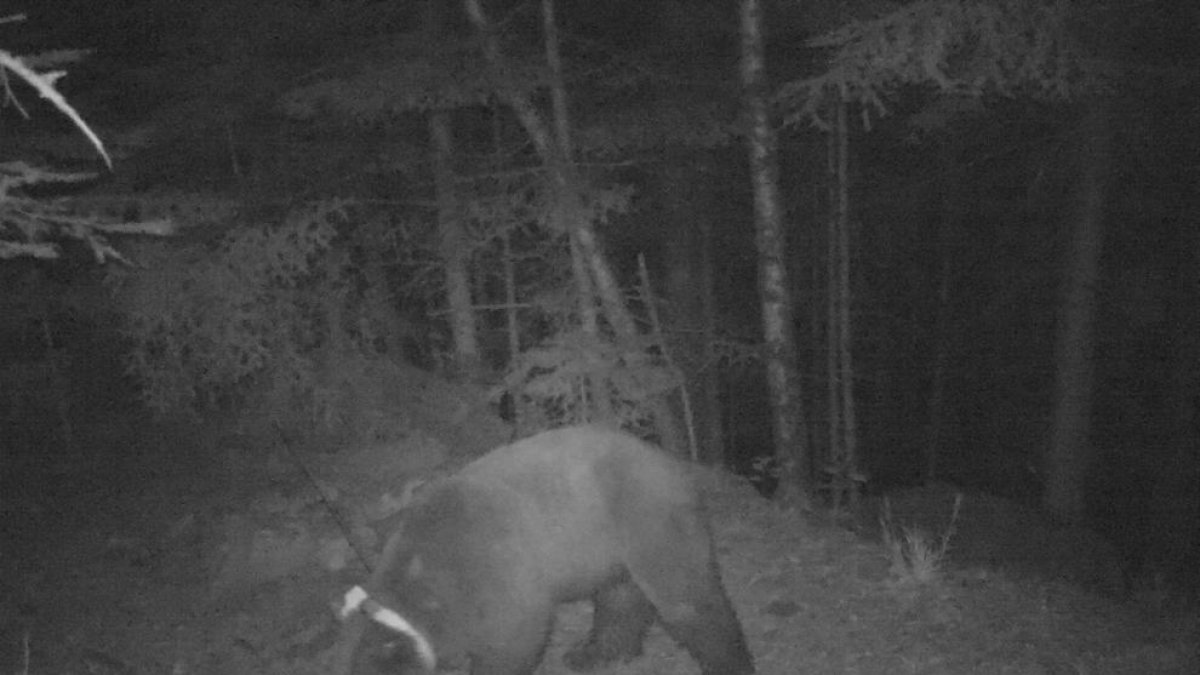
[335,425,753,675]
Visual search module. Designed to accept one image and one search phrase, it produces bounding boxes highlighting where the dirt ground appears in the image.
[1,417,1197,675]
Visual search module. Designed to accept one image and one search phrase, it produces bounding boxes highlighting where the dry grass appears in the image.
[880,491,963,586]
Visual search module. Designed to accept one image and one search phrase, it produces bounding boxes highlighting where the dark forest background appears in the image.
[3,0,1199,591]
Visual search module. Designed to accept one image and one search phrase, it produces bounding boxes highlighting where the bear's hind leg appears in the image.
[563,580,655,672]
[653,573,754,675]
[625,527,754,675]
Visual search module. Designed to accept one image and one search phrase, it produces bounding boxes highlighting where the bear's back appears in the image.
[458,425,693,505]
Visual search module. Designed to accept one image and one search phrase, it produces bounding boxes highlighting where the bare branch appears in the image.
[0,48,112,168]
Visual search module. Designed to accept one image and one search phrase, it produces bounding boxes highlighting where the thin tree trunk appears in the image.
[426,0,479,379]
[430,112,480,379]
[825,117,840,485]
[463,0,682,449]
[926,254,950,483]
[926,142,964,483]
[462,0,628,333]
[833,100,859,510]
[739,0,809,502]
[637,254,696,459]
[1046,102,1111,522]
[362,238,406,361]
[538,0,603,399]
[822,97,858,508]
[698,208,726,465]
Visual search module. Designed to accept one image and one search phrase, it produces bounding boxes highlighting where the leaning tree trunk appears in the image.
[739,0,809,502]
[1045,102,1111,522]
[463,0,683,451]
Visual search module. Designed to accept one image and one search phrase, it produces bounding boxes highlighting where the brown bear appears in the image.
[333,424,753,675]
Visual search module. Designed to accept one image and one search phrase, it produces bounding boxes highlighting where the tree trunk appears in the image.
[463,0,683,450]
[430,112,480,379]
[824,117,841,487]
[823,97,859,507]
[832,100,859,508]
[926,140,965,483]
[426,0,479,379]
[739,0,809,502]
[1045,102,1112,522]
[698,210,726,465]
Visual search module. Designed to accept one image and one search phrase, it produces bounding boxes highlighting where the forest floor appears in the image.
[0,414,1197,675]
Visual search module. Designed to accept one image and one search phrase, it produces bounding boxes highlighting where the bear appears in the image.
[333,424,754,675]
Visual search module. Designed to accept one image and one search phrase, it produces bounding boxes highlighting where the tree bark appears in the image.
[426,0,479,379]
[926,139,966,483]
[463,0,683,449]
[832,100,858,508]
[697,209,726,465]
[739,0,809,501]
[430,112,480,378]
[1045,102,1112,522]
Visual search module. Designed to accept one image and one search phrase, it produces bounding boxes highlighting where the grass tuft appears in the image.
[880,491,963,585]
